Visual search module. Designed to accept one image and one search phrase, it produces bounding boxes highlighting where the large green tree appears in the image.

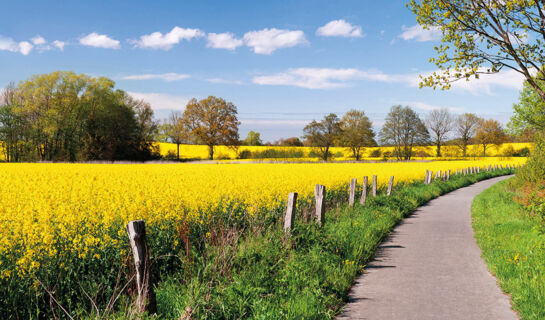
[181,96,240,160]
[0,71,158,161]
[409,0,545,103]
[303,113,342,161]
[508,75,545,133]
[379,105,430,160]
[340,109,376,160]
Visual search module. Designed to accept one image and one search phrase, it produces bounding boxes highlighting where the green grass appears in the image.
[152,170,515,319]
[472,179,545,320]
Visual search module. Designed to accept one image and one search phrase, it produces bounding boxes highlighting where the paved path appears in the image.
[337,176,518,320]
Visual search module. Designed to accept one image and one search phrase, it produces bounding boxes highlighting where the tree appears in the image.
[0,71,159,162]
[182,96,240,160]
[455,113,481,157]
[475,118,506,156]
[379,105,430,160]
[340,109,376,160]
[303,113,342,161]
[244,131,263,146]
[166,111,185,160]
[508,74,545,134]
[409,0,545,104]
[425,108,453,157]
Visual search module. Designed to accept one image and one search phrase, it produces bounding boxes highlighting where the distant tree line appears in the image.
[0,71,158,162]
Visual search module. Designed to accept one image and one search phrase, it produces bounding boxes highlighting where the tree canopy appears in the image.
[340,109,376,160]
[0,71,158,162]
[508,74,545,134]
[303,113,342,161]
[379,105,430,160]
[425,108,453,157]
[181,96,240,160]
[475,118,507,156]
[409,0,545,103]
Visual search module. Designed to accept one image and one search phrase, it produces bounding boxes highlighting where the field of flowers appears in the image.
[157,142,533,160]
[0,159,526,279]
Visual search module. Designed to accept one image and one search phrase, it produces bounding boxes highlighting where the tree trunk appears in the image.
[323,146,330,161]
[436,142,441,157]
[176,143,180,161]
[482,144,487,157]
[463,143,467,157]
[208,145,214,160]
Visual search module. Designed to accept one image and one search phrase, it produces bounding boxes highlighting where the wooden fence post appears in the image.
[127,220,156,313]
[360,176,368,204]
[372,175,377,197]
[447,170,450,181]
[349,178,357,207]
[387,176,394,196]
[427,171,433,184]
[284,192,298,233]
[315,185,326,225]
[424,170,429,184]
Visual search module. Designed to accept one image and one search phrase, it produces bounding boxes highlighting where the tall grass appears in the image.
[154,170,515,319]
[472,180,545,320]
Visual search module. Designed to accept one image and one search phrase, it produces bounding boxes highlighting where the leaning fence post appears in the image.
[315,185,326,225]
[387,176,394,196]
[372,175,377,197]
[127,220,156,313]
[427,171,433,184]
[349,178,357,207]
[284,192,298,233]
[447,170,451,181]
[360,176,368,204]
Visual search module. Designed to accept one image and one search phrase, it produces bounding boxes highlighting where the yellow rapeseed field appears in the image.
[0,159,525,278]
[157,142,533,160]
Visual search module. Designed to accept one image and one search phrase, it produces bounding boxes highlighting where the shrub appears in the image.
[515,134,545,185]
[369,149,381,157]
[238,150,252,159]
[503,145,515,157]
[514,147,531,157]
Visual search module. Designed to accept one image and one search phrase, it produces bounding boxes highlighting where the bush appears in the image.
[334,151,344,158]
[514,147,531,157]
[515,134,545,184]
[369,149,381,157]
[238,150,252,159]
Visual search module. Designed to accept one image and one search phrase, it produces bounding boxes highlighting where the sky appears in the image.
[0,0,525,142]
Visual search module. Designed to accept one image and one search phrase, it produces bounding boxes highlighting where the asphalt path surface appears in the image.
[337,176,518,320]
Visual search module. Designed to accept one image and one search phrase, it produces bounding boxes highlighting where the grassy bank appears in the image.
[153,169,515,319]
[472,180,545,320]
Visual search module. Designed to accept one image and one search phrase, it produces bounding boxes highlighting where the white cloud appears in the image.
[243,28,308,54]
[133,26,205,50]
[127,92,190,111]
[253,68,365,89]
[18,41,33,55]
[0,36,33,55]
[316,19,363,38]
[399,24,442,42]
[52,40,65,51]
[31,35,46,45]
[205,78,244,85]
[206,32,243,50]
[252,67,525,93]
[122,73,190,81]
[80,32,120,49]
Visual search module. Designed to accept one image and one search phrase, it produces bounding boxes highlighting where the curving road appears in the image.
[337,176,518,320]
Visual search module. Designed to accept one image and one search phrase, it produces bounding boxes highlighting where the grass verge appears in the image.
[472,179,545,320]
[153,170,515,319]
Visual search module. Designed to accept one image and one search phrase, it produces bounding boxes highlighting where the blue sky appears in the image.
[0,0,523,141]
